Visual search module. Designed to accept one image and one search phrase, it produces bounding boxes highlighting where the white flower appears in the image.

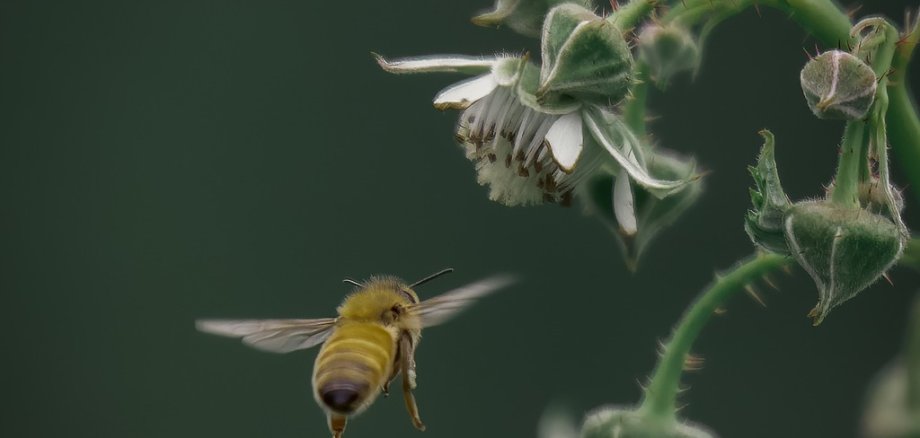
[376,53,694,207]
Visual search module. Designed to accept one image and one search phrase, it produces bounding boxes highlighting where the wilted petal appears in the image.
[578,148,702,270]
[434,75,499,110]
[544,112,582,172]
[583,108,693,197]
[614,171,637,236]
[374,53,496,75]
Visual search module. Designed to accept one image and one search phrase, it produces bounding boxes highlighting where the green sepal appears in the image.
[515,58,581,113]
[800,50,877,120]
[472,0,592,38]
[745,130,792,254]
[785,201,905,325]
[539,4,633,106]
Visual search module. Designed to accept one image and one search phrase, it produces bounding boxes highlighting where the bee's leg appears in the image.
[327,413,347,438]
[382,359,400,397]
[399,335,425,431]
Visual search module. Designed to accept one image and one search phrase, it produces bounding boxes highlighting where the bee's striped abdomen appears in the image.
[312,321,396,414]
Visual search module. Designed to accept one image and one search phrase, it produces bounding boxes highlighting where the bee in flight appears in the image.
[196,269,515,438]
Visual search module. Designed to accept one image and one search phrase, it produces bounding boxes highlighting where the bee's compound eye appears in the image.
[398,289,418,303]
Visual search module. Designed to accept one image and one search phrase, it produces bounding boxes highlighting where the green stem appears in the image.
[858,18,900,77]
[608,0,657,30]
[887,16,920,204]
[888,83,920,204]
[903,237,920,272]
[665,0,753,28]
[830,121,867,207]
[888,6,919,85]
[638,253,789,419]
[664,0,852,47]
[765,0,853,46]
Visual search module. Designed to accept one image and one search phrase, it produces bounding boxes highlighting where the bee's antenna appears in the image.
[342,278,364,287]
[410,268,455,288]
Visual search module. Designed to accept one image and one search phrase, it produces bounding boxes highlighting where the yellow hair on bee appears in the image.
[337,277,416,321]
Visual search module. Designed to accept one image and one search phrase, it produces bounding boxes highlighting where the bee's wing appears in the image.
[195,318,337,353]
[410,274,516,328]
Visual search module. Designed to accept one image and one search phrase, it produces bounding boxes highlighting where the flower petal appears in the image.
[374,53,496,75]
[544,112,583,173]
[583,107,693,197]
[614,170,638,236]
[433,74,498,111]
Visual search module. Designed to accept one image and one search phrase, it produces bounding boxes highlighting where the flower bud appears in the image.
[636,23,700,89]
[581,407,714,438]
[800,50,877,120]
[538,4,634,106]
[784,201,905,325]
[472,0,592,37]
[745,130,792,254]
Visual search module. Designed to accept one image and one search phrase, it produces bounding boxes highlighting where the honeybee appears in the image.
[196,269,514,438]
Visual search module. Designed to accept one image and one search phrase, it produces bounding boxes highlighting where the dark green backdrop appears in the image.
[2,1,918,437]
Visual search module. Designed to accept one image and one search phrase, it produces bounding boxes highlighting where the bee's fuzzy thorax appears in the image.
[337,277,417,322]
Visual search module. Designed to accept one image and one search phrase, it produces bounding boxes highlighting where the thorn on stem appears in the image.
[683,354,705,372]
[762,274,779,290]
[636,377,648,391]
[882,272,894,286]
[846,4,864,19]
[802,47,814,60]
[745,284,767,307]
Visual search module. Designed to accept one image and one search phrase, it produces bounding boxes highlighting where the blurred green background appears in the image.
[2,1,919,437]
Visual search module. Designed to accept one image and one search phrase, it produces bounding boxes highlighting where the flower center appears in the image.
[455,86,581,206]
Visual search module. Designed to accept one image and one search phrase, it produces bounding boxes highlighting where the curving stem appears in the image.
[637,253,790,420]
